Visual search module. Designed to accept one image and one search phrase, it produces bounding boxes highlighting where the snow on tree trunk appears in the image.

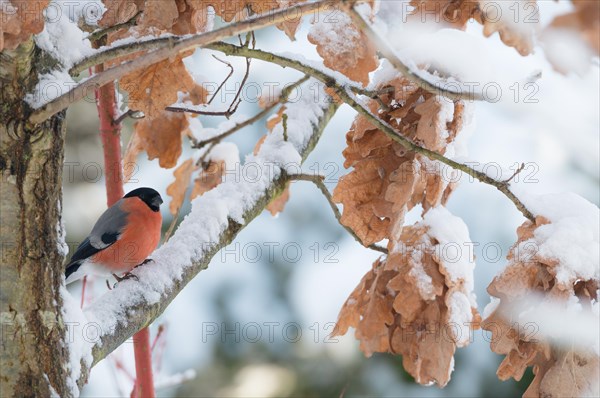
[0,38,71,397]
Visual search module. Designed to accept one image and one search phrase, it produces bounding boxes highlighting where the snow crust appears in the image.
[424,206,478,346]
[521,192,600,284]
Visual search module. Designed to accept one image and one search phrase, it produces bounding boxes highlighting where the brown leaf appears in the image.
[190,160,225,198]
[186,83,209,105]
[308,11,378,86]
[1,1,50,51]
[166,158,196,215]
[99,0,139,27]
[477,0,538,56]
[333,77,464,246]
[483,216,600,397]
[541,0,600,73]
[254,133,292,215]
[334,219,479,386]
[208,1,278,22]
[537,351,599,398]
[172,0,211,34]
[547,0,599,54]
[266,182,291,216]
[140,0,179,30]
[253,135,267,155]
[133,111,190,168]
[408,0,480,30]
[123,129,143,182]
[333,258,396,356]
[120,54,195,118]
[266,106,287,132]
[275,0,306,40]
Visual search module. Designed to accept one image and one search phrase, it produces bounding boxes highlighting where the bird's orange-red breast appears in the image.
[65,188,163,284]
[90,196,162,271]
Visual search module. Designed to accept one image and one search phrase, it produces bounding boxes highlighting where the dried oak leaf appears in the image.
[1,0,50,51]
[208,1,276,22]
[99,0,140,27]
[408,0,480,30]
[333,258,396,356]
[172,0,212,35]
[102,0,209,33]
[334,217,479,386]
[541,0,599,74]
[333,77,465,246]
[120,54,196,119]
[532,351,600,398]
[190,160,225,198]
[307,10,378,86]
[476,0,538,56]
[123,129,143,182]
[166,158,196,215]
[483,216,600,397]
[133,111,190,168]
[139,0,179,31]
[275,0,306,40]
[547,0,599,54]
[208,0,306,38]
[266,182,291,216]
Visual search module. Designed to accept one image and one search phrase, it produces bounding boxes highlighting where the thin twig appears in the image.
[503,162,525,184]
[163,210,181,244]
[87,11,142,43]
[206,43,535,221]
[193,74,310,149]
[151,324,166,352]
[290,173,388,254]
[282,113,288,141]
[113,109,143,125]
[30,0,342,124]
[226,56,251,117]
[164,101,241,117]
[344,6,484,101]
[196,142,217,168]
[207,55,235,105]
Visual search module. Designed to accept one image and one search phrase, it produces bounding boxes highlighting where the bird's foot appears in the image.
[112,272,139,284]
[134,258,154,269]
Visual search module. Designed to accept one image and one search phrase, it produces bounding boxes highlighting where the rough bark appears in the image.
[0,39,70,397]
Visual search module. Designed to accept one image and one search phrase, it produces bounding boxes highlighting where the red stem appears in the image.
[95,63,155,398]
[96,64,124,202]
[132,328,155,398]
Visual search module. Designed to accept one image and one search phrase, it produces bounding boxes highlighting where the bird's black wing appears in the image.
[65,232,120,280]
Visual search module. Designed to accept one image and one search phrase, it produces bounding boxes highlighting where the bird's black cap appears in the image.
[124,187,163,212]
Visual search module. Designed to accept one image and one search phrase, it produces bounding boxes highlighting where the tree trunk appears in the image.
[0,39,71,396]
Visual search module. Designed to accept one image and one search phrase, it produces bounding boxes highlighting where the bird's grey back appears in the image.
[89,198,128,248]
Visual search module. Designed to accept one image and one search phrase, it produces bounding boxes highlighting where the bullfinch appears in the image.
[65,187,163,284]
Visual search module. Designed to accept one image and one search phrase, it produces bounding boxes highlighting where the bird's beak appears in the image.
[152,196,164,208]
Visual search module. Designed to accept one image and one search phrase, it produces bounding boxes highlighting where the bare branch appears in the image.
[503,162,525,184]
[113,109,143,125]
[28,0,344,125]
[207,55,235,105]
[205,42,535,221]
[165,102,241,117]
[290,173,388,254]
[193,75,310,149]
